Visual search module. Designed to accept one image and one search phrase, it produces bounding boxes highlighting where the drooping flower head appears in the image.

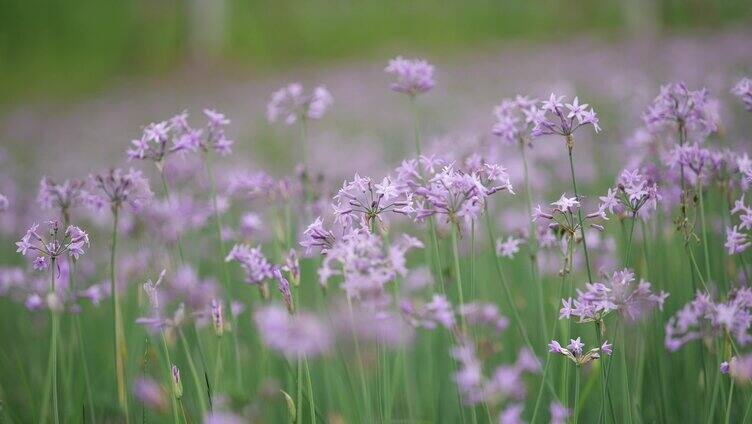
[225,244,274,297]
[385,56,435,96]
[299,216,336,255]
[267,83,333,125]
[731,77,752,111]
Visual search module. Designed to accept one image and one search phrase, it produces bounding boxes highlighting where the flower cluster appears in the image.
[664,142,719,187]
[452,342,540,407]
[491,95,538,146]
[548,338,612,366]
[299,216,336,255]
[665,288,752,351]
[643,82,717,137]
[721,355,752,382]
[267,83,333,125]
[319,229,422,306]
[90,168,153,212]
[496,236,524,259]
[253,304,332,359]
[332,174,414,229]
[412,161,514,225]
[731,77,752,111]
[225,244,274,286]
[560,268,668,323]
[128,109,233,161]
[16,220,90,270]
[400,294,455,330]
[530,94,601,139]
[37,177,88,214]
[596,169,661,219]
[384,56,435,96]
[533,193,604,242]
[726,194,752,255]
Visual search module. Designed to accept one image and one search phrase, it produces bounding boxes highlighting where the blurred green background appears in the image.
[1,0,750,107]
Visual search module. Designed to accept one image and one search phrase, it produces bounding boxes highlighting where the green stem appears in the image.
[574,367,581,424]
[450,222,467,331]
[160,332,180,424]
[725,380,735,424]
[619,326,634,424]
[159,166,185,263]
[203,152,244,390]
[178,328,208,417]
[625,215,637,266]
[566,145,593,284]
[697,182,712,283]
[74,315,96,423]
[50,258,60,424]
[110,207,130,421]
[521,142,548,342]
[304,357,316,424]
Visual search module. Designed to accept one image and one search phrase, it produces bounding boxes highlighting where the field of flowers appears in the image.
[2,32,752,424]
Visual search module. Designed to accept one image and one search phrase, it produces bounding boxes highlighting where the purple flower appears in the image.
[385,56,435,96]
[665,288,752,351]
[253,304,332,359]
[332,174,414,229]
[134,377,167,411]
[549,337,610,366]
[211,299,224,337]
[16,220,90,264]
[273,267,294,314]
[721,361,730,374]
[171,365,183,399]
[491,95,538,146]
[726,225,750,255]
[267,83,333,125]
[37,177,88,213]
[530,93,601,138]
[496,236,523,259]
[499,403,524,424]
[560,268,668,323]
[0,193,8,212]
[458,302,509,333]
[550,401,571,424]
[401,294,455,330]
[91,168,153,212]
[643,82,717,137]
[299,216,336,255]
[731,77,752,111]
[225,244,274,285]
[725,355,752,382]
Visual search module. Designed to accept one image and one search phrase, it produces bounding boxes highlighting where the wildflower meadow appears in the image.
[3,24,752,424]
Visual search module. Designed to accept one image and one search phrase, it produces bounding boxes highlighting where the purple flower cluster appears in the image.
[253,304,332,359]
[548,337,612,366]
[385,56,435,96]
[37,177,88,214]
[332,174,414,229]
[90,168,153,212]
[225,243,274,286]
[665,288,752,351]
[596,169,661,219]
[560,268,668,323]
[491,95,539,146]
[731,77,752,111]
[128,109,233,161]
[643,82,717,137]
[726,194,752,254]
[267,83,333,125]
[409,159,514,225]
[16,220,90,269]
[530,94,601,139]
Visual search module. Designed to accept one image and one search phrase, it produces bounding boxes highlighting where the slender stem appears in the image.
[74,314,96,423]
[410,95,421,158]
[698,182,712,282]
[625,214,637,266]
[619,326,634,424]
[110,207,130,421]
[203,152,243,389]
[574,367,581,424]
[724,380,735,424]
[304,357,316,424]
[160,332,180,423]
[50,258,60,424]
[159,166,185,263]
[566,145,593,284]
[521,142,548,342]
[178,328,208,417]
[450,222,467,331]
[297,357,303,424]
